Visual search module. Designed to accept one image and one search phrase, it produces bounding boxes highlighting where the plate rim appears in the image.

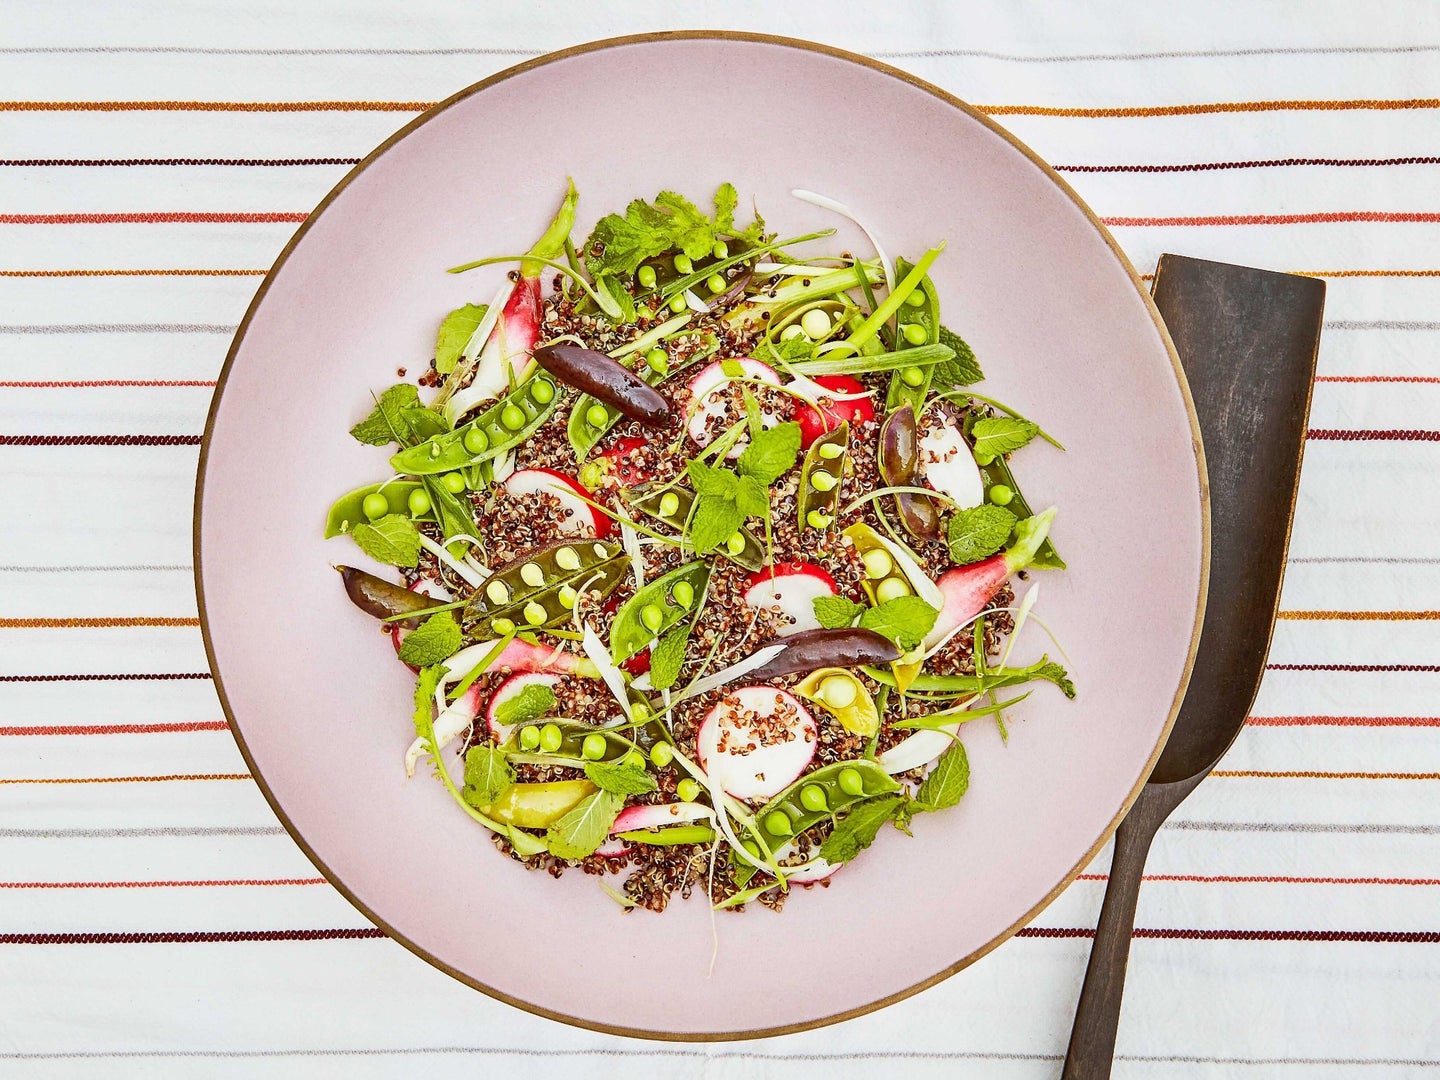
[193,29,1211,1042]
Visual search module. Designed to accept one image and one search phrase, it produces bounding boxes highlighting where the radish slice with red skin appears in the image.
[502,467,612,539]
[789,374,875,449]
[485,671,560,742]
[594,436,653,487]
[918,423,985,510]
[695,687,818,800]
[742,562,837,637]
[404,683,482,778]
[447,276,543,422]
[922,508,1056,650]
[442,638,597,680]
[686,358,782,454]
[594,836,630,858]
[611,802,715,834]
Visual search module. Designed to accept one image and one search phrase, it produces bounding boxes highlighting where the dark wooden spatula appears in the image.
[1060,255,1326,1079]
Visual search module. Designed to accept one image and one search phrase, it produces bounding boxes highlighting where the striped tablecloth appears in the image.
[4,3,1439,1076]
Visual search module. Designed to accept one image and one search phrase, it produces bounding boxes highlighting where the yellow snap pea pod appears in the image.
[794,668,879,737]
[479,779,597,829]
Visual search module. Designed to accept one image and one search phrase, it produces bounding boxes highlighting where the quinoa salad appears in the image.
[326,181,1075,913]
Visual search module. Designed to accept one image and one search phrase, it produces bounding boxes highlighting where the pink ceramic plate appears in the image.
[196,33,1206,1039]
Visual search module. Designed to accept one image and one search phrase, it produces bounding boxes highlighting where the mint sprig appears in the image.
[350,514,422,568]
[397,611,462,666]
[945,504,1017,565]
[859,595,940,652]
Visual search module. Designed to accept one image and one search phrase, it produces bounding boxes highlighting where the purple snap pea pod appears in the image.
[531,344,673,428]
[879,407,941,541]
[337,566,444,628]
[742,628,900,682]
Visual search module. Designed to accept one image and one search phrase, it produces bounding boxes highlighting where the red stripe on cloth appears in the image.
[0,268,266,277]
[1057,156,1440,172]
[1267,663,1440,672]
[0,435,201,446]
[0,157,362,166]
[0,380,217,388]
[1250,715,1440,727]
[1308,428,1440,441]
[0,212,306,224]
[1315,375,1440,384]
[1076,874,1440,885]
[1017,928,1440,942]
[0,616,198,628]
[0,929,386,944]
[0,100,432,113]
[0,878,327,889]
[0,673,212,682]
[1105,211,1440,226]
[0,721,228,735]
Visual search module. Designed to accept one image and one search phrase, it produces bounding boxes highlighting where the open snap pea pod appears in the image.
[325,480,431,537]
[470,779,597,829]
[796,421,849,531]
[609,560,710,662]
[974,450,1065,570]
[755,760,900,839]
[464,539,626,630]
[794,667,879,737]
[843,522,921,605]
[502,719,634,763]
[627,486,764,571]
[884,257,940,413]
[390,374,560,477]
[878,407,941,541]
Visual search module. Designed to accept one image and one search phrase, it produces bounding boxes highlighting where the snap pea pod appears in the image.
[796,421,849,531]
[325,480,431,537]
[469,779,596,829]
[618,825,716,846]
[974,451,1065,570]
[420,473,477,552]
[568,334,716,459]
[627,486,764,571]
[755,760,900,839]
[844,522,917,605]
[884,257,940,413]
[502,719,634,763]
[336,565,445,628]
[878,407,941,541]
[464,540,627,631]
[609,560,710,662]
[794,667,879,737]
[390,373,559,477]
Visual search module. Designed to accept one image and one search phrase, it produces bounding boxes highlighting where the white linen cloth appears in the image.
[3,2,1440,1076]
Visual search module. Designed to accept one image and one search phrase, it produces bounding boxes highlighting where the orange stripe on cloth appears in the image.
[0,100,433,112]
[0,212,305,224]
[1212,770,1440,780]
[981,97,1440,117]
[0,774,251,785]
[0,616,199,628]
[0,878,326,889]
[1277,610,1440,621]
[1106,211,1440,226]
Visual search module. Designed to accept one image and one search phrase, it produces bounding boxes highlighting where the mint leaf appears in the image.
[970,417,1038,464]
[946,504,1017,565]
[688,494,743,554]
[400,407,448,443]
[350,513,421,567]
[752,335,814,365]
[859,595,940,652]
[595,274,636,324]
[818,793,905,863]
[546,789,623,860]
[648,622,691,691]
[742,388,763,439]
[734,475,770,519]
[686,460,737,499]
[494,683,557,727]
[583,190,720,278]
[933,326,983,387]
[813,595,864,629]
[350,384,423,446]
[1030,660,1076,699]
[737,420,801,485]
[462,744,514,808]
[584,759,658,797]
[915,742,969,811]
[434,303,487,375]
[397,610,462,666]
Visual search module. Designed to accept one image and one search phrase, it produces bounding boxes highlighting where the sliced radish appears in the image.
[742,562,837,637]
[486,671,560,742]
[695,687,817,800]
[594,836,630,857]
[879,723,967,774]
[442,637,598,680]
[502,467,612,538]
[918,422,985,510]
[790,374,875,448]
[392,579,455,665]
[924,508,1056,649]
[686,358,782,455]
[594,436,654,487]
[772,840,842,883]
[611,802,715,834]
[403,683,481,778]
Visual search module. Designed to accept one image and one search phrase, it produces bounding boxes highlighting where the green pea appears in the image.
[706,273,727,294]
[904,289,927,308]
[556,585,578,609]
[673,253,693,275]
[818,442,844,460]
[900,365,926,387]
[650,742,675,768]
[585,403,610,428]
[671,580,695,609]
[724,532,747,556]
[645,348,669,375]
[657,491,681,518]
[441,472,466,494]
[361,492,390,520]
[463,427,489,454]
[875,577,911,603]
[518,725,540,751]
[677,778,701,802]
[668,293,688,314]
[581,732,607,761]
[531,379,555,405]
[406,489,431,516]
[491,616,515,635]
[500,403,526,431]
[712,241,729,259]
[640,603,664,632]
[578,461,604,491]
[809,471,837,492]
[838,768,865,797]
[902,322,928,346]
[800,308,831,339]
[861,549,893,579]
[741,839,761,859]
[763,811,793,837]
[637,264,657,289]
[806,510,833,529]
[799,784,829,812]
[522,600,547,626]
[624,750,646,769]
[989,484,1015,506]
[630,699,651,720]
[539,723,563,753]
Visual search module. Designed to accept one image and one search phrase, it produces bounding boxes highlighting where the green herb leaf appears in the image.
[595,274,637,324]
[933,326,984,387]
[813,595,864,629]
[400,407,448,443]
[945,504,1018,565]
[914,741,970,811]
[720,357,745,378]
[546,789,624,860]
[583,190,719,279]
[818,793,905,864]
[648,622,691,691]
[350,384,424,446]
[713,182,738,234]
[434,303,487,375]
[970,417,1038,463]
[461,744,514,807]
[350,513,422,567]
[494,683,557,727]
[584,759,658,797]
[397,611,462,666]
[654,191,719,261]
[686,459,737,499]
[734,475,770,519]
[742,388,763,440]
[1030,660,1077,699]
[688,494,744,553]
[412,663,447,743]
[859,595,940,652]
[752,335,814,365]
[737,420,802,485]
